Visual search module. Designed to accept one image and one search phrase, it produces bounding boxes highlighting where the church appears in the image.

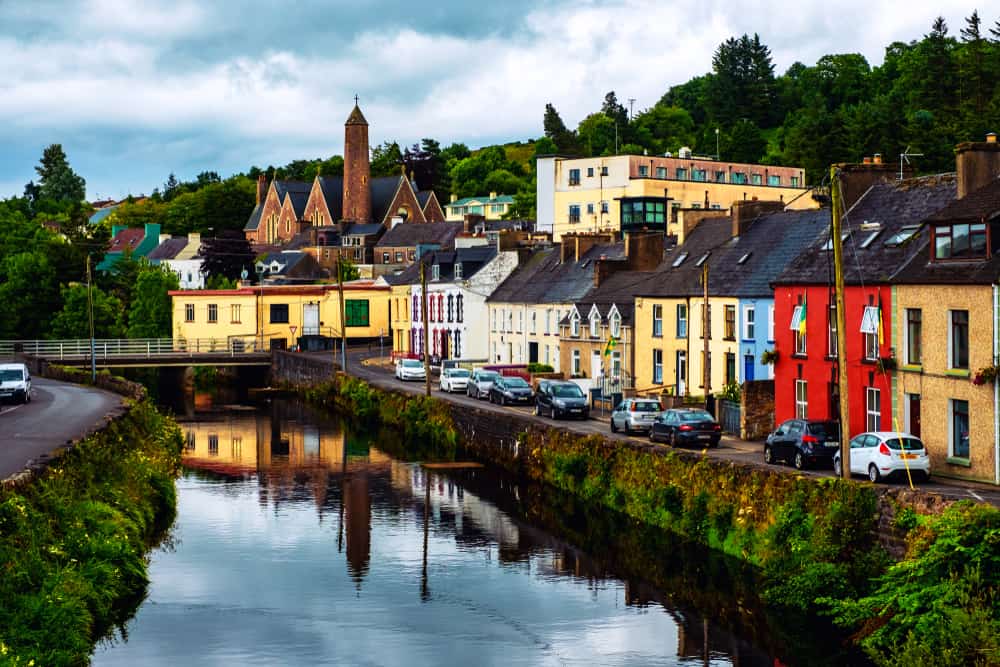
[244,103,445,245]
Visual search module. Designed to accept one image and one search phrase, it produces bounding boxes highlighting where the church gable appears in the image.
[246,183,285,244]
[276,196,301,242]
[303,177,335,227]
[420,191,446,223]
[378,176,427,226]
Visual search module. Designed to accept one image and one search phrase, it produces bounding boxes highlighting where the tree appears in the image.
[127,266,179,339]
[577,112,618,156]
[543,103,579,154]
[960,10,989,136]
[722,119,768,164]
[707,34,777,127]
[163,173,181,201]
[50,284,125,339]
[337,257,360,282]
[34,144,86,204]
[370,141,404,177]
[198,230,255,281]
[0,251,60,339]
[601,91,629,126]
[631,104,697,154]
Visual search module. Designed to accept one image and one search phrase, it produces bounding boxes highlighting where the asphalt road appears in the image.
[0,377,124,479]
[341,350,1000,507]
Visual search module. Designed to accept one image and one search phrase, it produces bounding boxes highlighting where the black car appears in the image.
[650,408,721,447]
[765,419,841,470]
[488,375,534,405]
[535,380,589,420]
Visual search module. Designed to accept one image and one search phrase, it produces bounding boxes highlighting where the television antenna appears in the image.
[899,147,923,180]
[627,98,636,120]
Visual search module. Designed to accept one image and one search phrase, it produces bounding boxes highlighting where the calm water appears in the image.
[93,396,859,666]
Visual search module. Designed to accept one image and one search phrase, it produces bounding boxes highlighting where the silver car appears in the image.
[610,398,663,434]
[439,368,471,393]
[467,369,500,399]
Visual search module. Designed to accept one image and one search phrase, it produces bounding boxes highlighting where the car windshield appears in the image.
[807,422,840,439]
[449,369,470,378]
[478,371,500,380]
[402,359,422,368]
[552,384,584,398]
[679,410,713,422]
[0,370,23,381]
[883,436,924,451]
[505,377,530,388]
[632,401,661,412]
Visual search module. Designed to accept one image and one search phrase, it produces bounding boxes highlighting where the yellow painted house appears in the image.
[536,153,814,242]
[389,282,413,357]
[170,281,391,349]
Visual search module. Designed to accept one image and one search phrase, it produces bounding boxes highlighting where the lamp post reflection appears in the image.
[421,470,431,602]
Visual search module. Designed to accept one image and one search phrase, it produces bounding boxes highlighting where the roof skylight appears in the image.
[737,252,752,264]
[860,229,882,248]
[672,252,688,268]
[695,252,711,267]
[884,225,921,247]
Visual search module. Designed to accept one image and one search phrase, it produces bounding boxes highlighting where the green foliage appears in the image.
[717,382,741,402]
[51,284,126,339]
[527,362,554,373]
[0,400,182,665]
[449,145,528,199]
[370,141,404,177]
[205,274,237,290]
[337,257,360,282]
[0,251,60,338]
[34,143,86,204]
[127,265,180,338]
[826,502,1000,666]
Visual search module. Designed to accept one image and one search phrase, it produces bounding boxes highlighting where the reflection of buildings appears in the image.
[343,470,370,586]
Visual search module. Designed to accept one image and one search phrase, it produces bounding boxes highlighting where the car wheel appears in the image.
[670,431,678,448]
[764,445,774,464]
[500,395,507,406]
[610,418,617,433]
[533,404,540,416]
[649,430,658,444]
[868,464,881,483]
[550,406,557,420]
[794,452,805,470]
[833,457,842,477]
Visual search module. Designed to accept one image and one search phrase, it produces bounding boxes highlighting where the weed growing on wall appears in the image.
[0,401,182,665]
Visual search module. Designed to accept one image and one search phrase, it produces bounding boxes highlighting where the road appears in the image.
[0,377,124,479]
[341,350,1000,507]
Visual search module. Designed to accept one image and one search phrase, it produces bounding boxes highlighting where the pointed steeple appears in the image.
[346,98,368,126]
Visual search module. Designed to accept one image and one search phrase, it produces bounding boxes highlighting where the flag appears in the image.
[797,299,807,335]
[877,294,885,346]
[603,335,618,358]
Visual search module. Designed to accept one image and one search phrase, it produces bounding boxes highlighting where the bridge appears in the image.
[0,337,274,369]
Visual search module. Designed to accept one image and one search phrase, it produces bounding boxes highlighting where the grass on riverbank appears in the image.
[0,400,182,666]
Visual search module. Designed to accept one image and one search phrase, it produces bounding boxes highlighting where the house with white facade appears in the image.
[147,232,205,289]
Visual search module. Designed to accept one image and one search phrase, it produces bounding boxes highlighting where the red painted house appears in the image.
[771,170,956,437]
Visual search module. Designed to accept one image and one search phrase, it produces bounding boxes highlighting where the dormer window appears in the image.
[609,311,621,338]
[934,222,988,260]
[570,312,581,337]
[589,311,601,338]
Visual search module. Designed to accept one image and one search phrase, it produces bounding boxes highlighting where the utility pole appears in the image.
[86,255,96,383]
[831,166,851,479]
[702,262,710,407]
[420,260,431,397]
[337,255,347,371]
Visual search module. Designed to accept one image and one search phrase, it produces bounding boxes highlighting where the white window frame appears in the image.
[742,305,755,340]
[571,349,581,375]
[609,312,621,338]
[949,398,970,459]
[767,305,775,342]
[652,304,663,337]
[904,308,922,366]
[530,310,536,334]
[676,304,687,338]
[570,312,581,337]
[866,387,881,431]
[828,304,838,357]
[589,312,600,338]
[948,310,969,370]
[795,380,808,419]
[653,349,663,385]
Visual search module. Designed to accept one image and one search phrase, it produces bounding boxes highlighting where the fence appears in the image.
[0,337,271,360]
[718,399,742,435]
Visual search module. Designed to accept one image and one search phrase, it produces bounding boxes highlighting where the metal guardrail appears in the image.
[0,337,271,359]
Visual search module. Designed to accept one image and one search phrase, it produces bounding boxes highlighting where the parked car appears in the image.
[610,398,663,434]
[439,368,471,393]
[833,432,931,483]
[535,380,589,420]
[395,358,426,382]
[489,375,534,405]
[650,408,721,447]
[467,369,501,399]
[0,363,31,404]
[764,419,841,470]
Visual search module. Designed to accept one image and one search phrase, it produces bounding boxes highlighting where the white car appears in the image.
[0,363,31,404]
[395,358,426,382]
[833,431,931,483]
[439,368,471,393]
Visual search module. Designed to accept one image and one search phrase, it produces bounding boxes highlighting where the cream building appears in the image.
[537,153,813,241]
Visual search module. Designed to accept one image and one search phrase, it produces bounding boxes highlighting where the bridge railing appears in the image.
[0,337,272,359]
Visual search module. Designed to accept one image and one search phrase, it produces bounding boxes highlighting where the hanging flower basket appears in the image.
[876,356,897,372]
[973,365,999,386]
[761,349,779,365]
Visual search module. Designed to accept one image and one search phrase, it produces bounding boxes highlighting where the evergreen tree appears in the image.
[127,266,179,339]
[198,231,255,281]
[960,10,988,136]
[543,103,579,154]
[34,144,86,203]
[370,141,404,177]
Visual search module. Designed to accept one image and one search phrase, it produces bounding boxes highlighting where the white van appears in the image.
[0,363,31,404]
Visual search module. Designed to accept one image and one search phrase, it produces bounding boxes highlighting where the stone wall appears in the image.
[741,379,774,440]
[272,350,338,386]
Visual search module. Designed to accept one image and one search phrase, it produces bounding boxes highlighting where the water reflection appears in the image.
[94,399,862,666]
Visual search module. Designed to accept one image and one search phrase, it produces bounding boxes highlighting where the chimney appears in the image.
[159,233,170,243]
[836,160,904,211]
[955,133,1000,199]
[574,231,614,262]
[188,232,200,244]
[731,200,783,239]
[489,191,497,200]
[256,174,267,206]
[450,193,458,203]
[624,231,665,271]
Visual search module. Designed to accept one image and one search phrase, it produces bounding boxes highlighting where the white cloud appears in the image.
[0,0,989,198]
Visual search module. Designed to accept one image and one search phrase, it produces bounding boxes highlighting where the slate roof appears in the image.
[415,191,434,208]
[387,246,499,285]
[635,217,734,298]
[244,203,264,231]
[487,242,623,305]
[371,176,406,224]
[346,104,368,125]
[286,189,309,218]
[257,251,310,274]
[375,222,464,249]
[318,176,344,221]
[343,223,384,237]
[774,174,957,286]
[147,238,188,261]
[892,177,1000,285]
[573,269,663,325]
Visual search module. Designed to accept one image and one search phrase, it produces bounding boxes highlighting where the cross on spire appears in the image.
[354,94,359,106]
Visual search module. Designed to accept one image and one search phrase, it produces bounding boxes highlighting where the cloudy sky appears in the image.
[0,0,990,200]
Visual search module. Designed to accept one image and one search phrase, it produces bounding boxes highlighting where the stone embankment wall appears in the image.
[272,350,338,386]
[741,380,775,440]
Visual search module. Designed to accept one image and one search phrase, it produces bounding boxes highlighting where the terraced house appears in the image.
[445,192,514,221]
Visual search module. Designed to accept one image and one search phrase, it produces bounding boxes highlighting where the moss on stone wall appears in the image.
[0,400,182,665]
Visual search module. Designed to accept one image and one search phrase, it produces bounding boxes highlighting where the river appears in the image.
[92,393,862,666]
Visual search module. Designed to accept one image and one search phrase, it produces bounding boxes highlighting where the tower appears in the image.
[343,101,371,223]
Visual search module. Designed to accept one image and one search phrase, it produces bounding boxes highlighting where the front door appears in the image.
[907,393,921,438]
[303,303,320,336]
[440,331,449,360]
[528,342,539,364]
[591,350,603,383]
[676,351,687,395]
[744,354,755,382]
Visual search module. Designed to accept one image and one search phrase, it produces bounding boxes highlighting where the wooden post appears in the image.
[420,260,431,397]
[831,166,852,479]
[702,262,710,407]
[337,256,347,371]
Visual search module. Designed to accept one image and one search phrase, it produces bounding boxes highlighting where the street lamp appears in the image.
[715,128,721,160]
